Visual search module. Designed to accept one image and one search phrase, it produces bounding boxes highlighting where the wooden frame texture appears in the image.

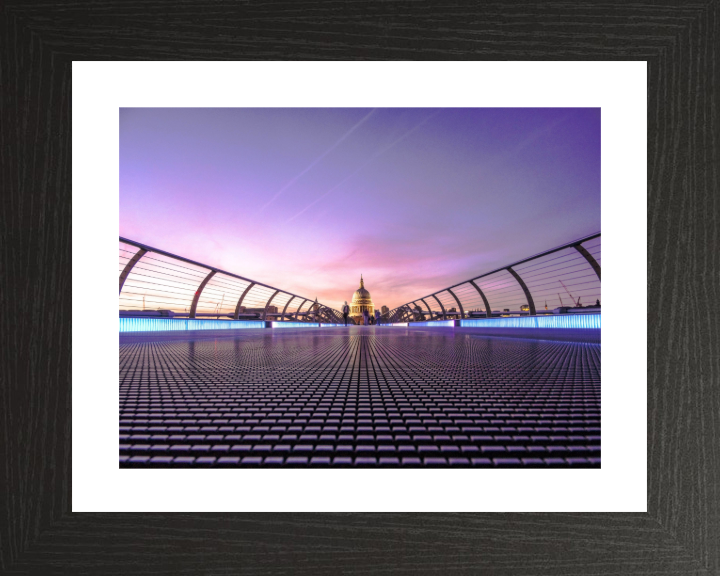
[2,2,718,574]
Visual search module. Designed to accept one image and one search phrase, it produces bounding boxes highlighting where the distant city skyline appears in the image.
[120,108,600,310]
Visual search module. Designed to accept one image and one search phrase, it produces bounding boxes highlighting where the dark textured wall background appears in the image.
[1,1,718,574]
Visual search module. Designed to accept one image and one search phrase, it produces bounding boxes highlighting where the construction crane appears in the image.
[559,280,581,307]
[215,293,225,319]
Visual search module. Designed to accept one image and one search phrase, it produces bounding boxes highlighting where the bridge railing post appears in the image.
[189,270,216,318]
[294,299,309,321]
[468,280,492,318]
[417,299,431,319]
[234,282,256,320]
[281,296,295,322]
[407,306,416,321]
[506,267,536,316]
[575,242,601,280]
[446,288,465,320]
[431,294,447,320]
[119,248,147,295]
[263,290,280,321]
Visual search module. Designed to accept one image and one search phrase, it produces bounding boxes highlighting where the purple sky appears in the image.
[120,108,600,311]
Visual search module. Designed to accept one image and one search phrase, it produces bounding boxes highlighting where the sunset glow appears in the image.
[120,108,600,310]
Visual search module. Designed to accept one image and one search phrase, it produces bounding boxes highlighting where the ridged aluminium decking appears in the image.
[119,327,601,468]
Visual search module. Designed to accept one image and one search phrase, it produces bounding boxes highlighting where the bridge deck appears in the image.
[119,327,601,468]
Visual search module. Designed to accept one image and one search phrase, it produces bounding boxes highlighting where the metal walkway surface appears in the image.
[119,327,601,468]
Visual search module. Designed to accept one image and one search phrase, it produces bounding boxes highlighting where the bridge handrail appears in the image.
[388,232,601,323]
[118,237,343,322]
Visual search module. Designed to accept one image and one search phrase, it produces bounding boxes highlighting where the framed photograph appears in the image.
[4,3,717,574]
[115,106,603,473]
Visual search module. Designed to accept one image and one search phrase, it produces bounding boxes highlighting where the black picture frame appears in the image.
[2,2,717,574]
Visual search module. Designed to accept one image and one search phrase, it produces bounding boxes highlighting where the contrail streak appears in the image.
[257,109,376,214]
[286,110,441,224]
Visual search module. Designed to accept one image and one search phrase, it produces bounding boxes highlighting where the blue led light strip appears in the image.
[460,314,600,329]
[119,318,266,332]
[120,316,600,332]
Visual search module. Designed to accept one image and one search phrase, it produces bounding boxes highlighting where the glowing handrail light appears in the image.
[460,314,600,329]
[119,318,265,332]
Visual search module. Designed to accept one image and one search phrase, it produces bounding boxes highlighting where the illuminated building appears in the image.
[350,275,374,324]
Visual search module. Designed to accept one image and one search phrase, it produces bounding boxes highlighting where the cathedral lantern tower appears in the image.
[350,275,374,324]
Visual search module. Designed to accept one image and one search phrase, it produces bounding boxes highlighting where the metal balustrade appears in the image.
[119,237,344,324]
[388,233,601,323]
